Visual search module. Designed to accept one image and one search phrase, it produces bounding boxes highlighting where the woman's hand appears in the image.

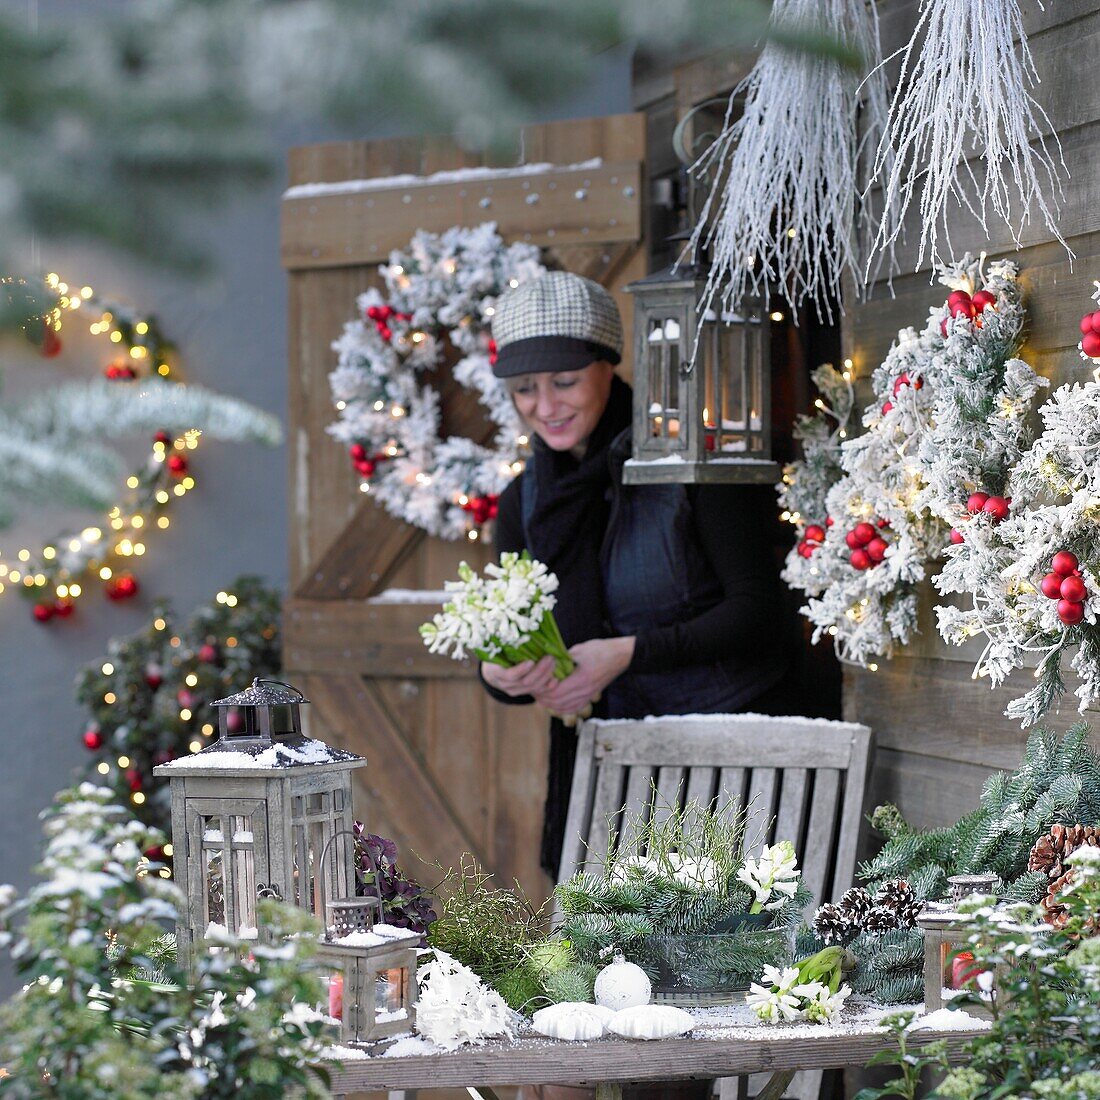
[537,636,636,716]
[481,655,557,698]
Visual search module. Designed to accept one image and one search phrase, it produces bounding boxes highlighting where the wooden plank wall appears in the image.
[842,0,1100,830]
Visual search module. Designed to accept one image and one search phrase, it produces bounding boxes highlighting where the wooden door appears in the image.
[280,114,649,904]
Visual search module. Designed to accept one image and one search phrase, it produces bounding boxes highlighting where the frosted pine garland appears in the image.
[778,362,856,593]
[866,0,1068,272]
[688,0,894,322]
[786,255,1042,667]
[936,335,1100,724]
[328,223,544,539]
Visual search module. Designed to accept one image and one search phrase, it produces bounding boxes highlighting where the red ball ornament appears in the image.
[866,537,889,564]
[877,518,891,529]
[166,452,188,477]
[126,768,143,792]
[145,664,163,689]
[154,430,172,445]
[850,549,872,571]
[144,845,165,862]
[1081,314,1094,336]
[966,492,989,514]
[107,573,139,600]
[845,530,863,550]
[226,709,244,733]
[1091,311,1100,336]
[852,522,876,546]
[804,524,826,544]
[940,318,950,338]
[1058,600,1085,626]
[797,542,813,559]
[41,322,63,358]
[1082,331,1100,359]
[1060,575,1087,604]
[893,372,911,395]
[32,603,54,622]
[971,290,997,312]
[378,325,393,342]
[177,689,195,710]
[354,458,376,477]
[950,298,974,319]
[377,305,394,321]
[349,443,367,462]
[981,496,1010,523]
[83,728,103,750]
[826,516,835,528]
[950,528,965,545]
[53,599,74,618]
[1041,573,1065,600]
[881,401,894,416]
[198,643,219,664]
[366,305,382,321]
[947,289,972,307]
[1052,551,1079,577]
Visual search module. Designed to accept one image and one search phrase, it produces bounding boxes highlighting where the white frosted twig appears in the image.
[688,0,895,323]
[866,0,1069,272]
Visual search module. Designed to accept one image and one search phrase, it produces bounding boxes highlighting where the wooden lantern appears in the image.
[622,261,778,484]
[154,677,366,967]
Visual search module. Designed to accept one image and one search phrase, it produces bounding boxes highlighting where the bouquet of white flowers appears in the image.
[746,948,852,1026]
[420,552,574,679]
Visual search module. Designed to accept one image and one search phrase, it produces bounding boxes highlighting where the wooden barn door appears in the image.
[280,114,648,903]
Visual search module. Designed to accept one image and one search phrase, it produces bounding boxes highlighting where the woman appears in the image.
[481,271,793,876]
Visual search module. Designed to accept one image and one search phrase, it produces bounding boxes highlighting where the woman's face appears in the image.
[506,361,614,455]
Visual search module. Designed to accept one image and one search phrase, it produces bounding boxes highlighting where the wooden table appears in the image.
[327,1000,988,1100]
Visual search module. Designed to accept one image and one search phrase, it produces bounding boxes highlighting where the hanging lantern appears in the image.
[313,830,420,1047]
[153,677,365,968]
[623,261,777,484]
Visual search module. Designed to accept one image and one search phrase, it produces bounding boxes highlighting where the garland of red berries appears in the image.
[949,490,1011,545]
[941,287,997,336]
[1040,551,1088,626]
[845,519,891,571]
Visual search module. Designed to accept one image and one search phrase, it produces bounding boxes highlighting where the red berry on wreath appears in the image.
[966,492,989,514]
[1060,575,1087,604]
[126,768,143,792]
[804,524,826,543]
[1082,331,1100,359]
[198,643,219,664]
[971,290,996,312]
[866,537,888,564]
[1058,600,1085,626]
[1052,551,1079,577]
[852,522,876,546]
[166,453,188,477]
[83,727,103,750]
[950,528,965,545]
[32,602,54,622]
[1041,572,1064,600]
[850,549,872,571]
[981,496,1010,523]
[53,599,74,618]
[881,401,893,416]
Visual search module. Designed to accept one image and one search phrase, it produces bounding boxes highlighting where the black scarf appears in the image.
[524,373,634,648]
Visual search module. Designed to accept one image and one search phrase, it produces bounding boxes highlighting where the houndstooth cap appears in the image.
[491,271,623,377]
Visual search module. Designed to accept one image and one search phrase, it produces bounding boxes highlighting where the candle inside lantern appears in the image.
[703,408,716,452]
[950,950,983,990]
[328,973,344,1020]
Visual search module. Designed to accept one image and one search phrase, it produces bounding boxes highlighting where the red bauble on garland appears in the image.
[1083,331,1100,360]
[1058,600,1085,626]
[845,518,890,570]
[106,572,139,600]
[83,726,103,750]
[198,643,219,664]
[804,524,826,544]
[145,663,163,689]
[126,768,143,792]
[1060,575,1087,604]
[104,361,137,380]
[1041,550,1089,625]
[154,430,172,445]
[53,599,74,618]
[1041,573,1065,599]
[166,453,189,478]
[966,492,989,513]
[32,602,54,623]
[950,528,965,545]
[41,321,62,358]
[850,548,871,571]
[981,496,1010,523]
[1052,551,1080,577]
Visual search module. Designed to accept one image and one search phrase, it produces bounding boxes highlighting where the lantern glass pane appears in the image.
[376,966,409,1018]
[204,842,225,928]
[231,814,257,934]
[646,317,668,440]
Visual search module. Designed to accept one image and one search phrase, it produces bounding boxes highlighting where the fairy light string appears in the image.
[0,272,202,621]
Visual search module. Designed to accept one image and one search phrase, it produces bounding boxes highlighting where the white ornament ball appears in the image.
[593,952,651,1010]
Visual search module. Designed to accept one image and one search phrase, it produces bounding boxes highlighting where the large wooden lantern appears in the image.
[154,677,365,967]
[622,261,777,484]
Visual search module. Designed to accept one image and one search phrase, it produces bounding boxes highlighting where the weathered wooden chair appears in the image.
[557,713,874,1100]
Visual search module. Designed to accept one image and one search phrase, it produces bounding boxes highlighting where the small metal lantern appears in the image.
[948,873,999,905]
[314,831,419,1046]
[154,677,366,968]
[622,261,777,484]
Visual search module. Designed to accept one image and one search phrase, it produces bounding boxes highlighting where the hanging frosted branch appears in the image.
[866,0,1069,272]
[688,0,895,323]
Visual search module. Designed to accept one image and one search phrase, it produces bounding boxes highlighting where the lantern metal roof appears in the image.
[211,678,309,709]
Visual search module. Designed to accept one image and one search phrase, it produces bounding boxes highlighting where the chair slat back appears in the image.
[557,714,873,910]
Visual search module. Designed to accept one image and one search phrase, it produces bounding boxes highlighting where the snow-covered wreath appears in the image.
[327,223,546,539]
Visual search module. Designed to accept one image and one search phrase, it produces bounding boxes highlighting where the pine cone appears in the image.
[1028,824,1100,882]
[874,879,916,913]
[813,903,856,945]
[1042,869,1075,930]
[863,906,900,935]
[838,887,873,922]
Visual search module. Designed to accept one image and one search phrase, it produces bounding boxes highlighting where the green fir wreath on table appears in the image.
[327,222,546,541]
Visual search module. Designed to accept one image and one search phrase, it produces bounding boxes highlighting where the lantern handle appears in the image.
[317,828,385,941]
[254,677,307,700]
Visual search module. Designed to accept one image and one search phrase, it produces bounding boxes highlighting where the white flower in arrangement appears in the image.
[415,949,517,1051]
[798,981,850,1025]
[737,841,801,913]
